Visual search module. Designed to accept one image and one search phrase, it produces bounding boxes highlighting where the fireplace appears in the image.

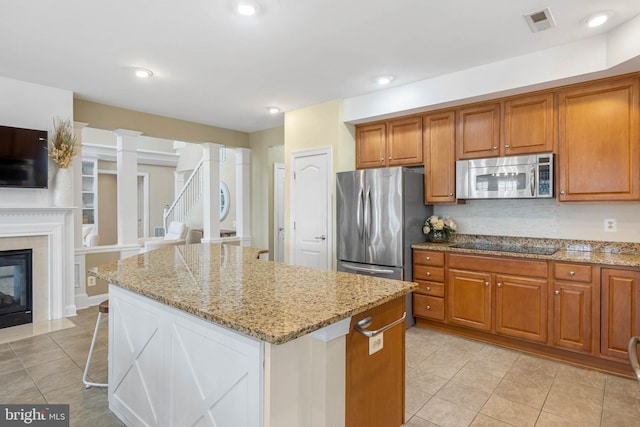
[0,249,32,329]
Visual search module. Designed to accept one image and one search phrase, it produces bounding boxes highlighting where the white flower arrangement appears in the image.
[423,215,457,239]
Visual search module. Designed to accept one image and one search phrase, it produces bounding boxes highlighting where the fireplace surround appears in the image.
[0,207,75,323]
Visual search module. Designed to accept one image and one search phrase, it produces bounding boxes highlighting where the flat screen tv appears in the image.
[0,124,48,188]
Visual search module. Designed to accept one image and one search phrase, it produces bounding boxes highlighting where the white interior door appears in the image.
[290,148,331,270]
[137,173,149,239]
[274,163,285,262]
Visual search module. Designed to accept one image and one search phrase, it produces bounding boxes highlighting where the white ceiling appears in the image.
[1,0,639,133]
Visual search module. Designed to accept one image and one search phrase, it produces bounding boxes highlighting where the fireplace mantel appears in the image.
[0,207,75,320]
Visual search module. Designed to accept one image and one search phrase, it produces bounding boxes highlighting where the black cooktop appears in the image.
[450,242,558,256]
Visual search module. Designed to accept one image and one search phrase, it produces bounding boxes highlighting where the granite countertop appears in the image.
[412,235,640,268]
[91,243,416,345]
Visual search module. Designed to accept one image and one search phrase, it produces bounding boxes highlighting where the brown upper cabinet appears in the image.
[355,117,422,169]
[503,93,555,155]
[423,111,456,203]
[355,123,386,169]
[558,77,640,202]
[456,103,501,159]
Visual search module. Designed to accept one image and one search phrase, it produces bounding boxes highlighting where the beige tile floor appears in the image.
[405,326,640,427]
[3,309,640,426]
[0,307,123,426]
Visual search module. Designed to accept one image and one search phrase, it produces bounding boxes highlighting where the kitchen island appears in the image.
[91,243,416,427]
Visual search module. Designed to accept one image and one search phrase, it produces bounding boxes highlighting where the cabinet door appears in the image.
[387,117,423,166]
[601,268,640,361]
[447,269,492,331]
[552,282,594,354]
[456,103,500,159]
[558,77,640,201]
[424,111,456,203]
[356,123,387,169]
[495,275,548,343]
[346,296,405,427]
[503,93,554,155]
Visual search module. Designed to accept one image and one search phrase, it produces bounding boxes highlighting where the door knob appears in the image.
[555,290,560,295]
[314,235,326,240]
[497,282,502,288]
[484,281,489,287]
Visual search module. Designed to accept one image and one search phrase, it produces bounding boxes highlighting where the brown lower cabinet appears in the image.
[446,253,548,341]
[346,296,405,427]
[551,262,598,354]
[413,249,640,376]
[601,268,640,361]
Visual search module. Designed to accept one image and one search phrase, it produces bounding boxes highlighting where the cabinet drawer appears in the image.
[413,250,445,267]
[414,294,444,321]
[553,263,592,283]
[414,265,445,282]
[415,282,444,297]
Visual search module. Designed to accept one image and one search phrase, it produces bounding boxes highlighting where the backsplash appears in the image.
[434,199,640,243]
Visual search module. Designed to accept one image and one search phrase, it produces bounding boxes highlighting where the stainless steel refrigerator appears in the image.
[336,167,432,327]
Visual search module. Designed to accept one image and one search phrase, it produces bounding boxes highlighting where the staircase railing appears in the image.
[163,159,204,230]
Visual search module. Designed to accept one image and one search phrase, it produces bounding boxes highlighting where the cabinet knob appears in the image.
[492,146,498,150]
[426,256,430,261]
[388,156,392,160]
[426,305,431,310]
[426,286,431,291]
[560,191,565,195]
[484,281,489,287]
[569,271,575,276]
[505,144,510,148]
[449,193,453,197]
[426,271,431,276]
[380,158,384,162]
[555,290,560,295]
[497,282,502,288]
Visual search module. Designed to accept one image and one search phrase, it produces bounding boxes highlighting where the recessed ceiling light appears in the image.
[237,0,258,16]
[266,106,280,114]
[134,68,153,78]
[376,76,394,85]
[584,11,614,28]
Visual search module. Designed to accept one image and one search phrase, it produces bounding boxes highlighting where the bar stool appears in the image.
[83,299,109,388]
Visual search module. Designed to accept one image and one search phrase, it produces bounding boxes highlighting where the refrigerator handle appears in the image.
[364,186,371,240]
[367,187,372,239]
[357,188,364,238]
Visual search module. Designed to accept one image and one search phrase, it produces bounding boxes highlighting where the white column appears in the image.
[201,143,222,243]
[72,121,88,249]
[235,148,251,247]
[113,129,141,246]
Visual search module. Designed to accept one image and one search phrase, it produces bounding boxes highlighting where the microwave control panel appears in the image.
[537,156,553,197]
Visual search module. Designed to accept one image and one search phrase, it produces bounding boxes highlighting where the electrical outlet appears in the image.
[88,276,96,287]
[368,332,384,355]
[604,218,617,232]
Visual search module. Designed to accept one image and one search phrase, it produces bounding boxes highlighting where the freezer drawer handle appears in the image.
[629,337,640,381]
[342,264,395,274]
[355,312,407,338]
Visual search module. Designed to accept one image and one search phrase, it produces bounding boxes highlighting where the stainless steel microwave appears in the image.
[456,153,553,199]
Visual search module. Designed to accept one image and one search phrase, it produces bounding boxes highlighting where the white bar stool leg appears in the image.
[83,305,109,388]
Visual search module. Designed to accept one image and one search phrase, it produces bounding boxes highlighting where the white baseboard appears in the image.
[64,304,77,317]
[88,293,109,306]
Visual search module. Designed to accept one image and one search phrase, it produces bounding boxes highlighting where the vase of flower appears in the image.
[423,215,457,243]
[48,118,79,207]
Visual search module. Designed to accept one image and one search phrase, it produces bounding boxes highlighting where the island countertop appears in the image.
[90,243,417,345]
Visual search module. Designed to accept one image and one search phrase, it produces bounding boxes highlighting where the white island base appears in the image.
[108,285,349,427]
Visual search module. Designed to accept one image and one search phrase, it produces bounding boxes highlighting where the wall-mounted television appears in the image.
[0,125,48,189]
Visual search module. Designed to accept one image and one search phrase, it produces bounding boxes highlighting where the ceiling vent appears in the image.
[524,7,556,32]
